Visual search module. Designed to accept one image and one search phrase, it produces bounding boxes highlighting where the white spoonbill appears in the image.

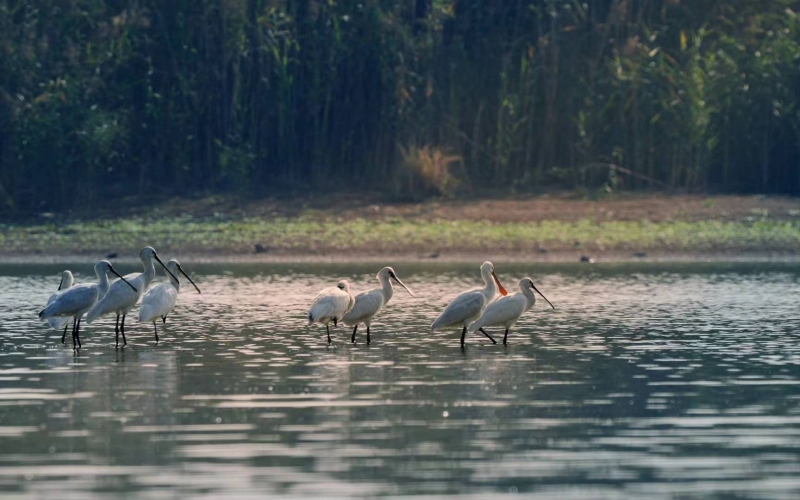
[342,267,414,344]
[86,246,179,347]
[39,261,136,348]
[46,270,74,336]
[307,280,355,344]
[137,259,201,342]
[431,261,508,346]
[468,277,555,345]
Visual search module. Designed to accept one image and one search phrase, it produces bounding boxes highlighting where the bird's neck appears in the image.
[379,276,394,301]
[142,257,156,285]
[170,273,180,291]
[481,272,497,300]
[97,270,111,295]
[518,288,536,311]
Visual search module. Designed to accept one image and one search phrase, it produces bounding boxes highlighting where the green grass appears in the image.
[3,215,800,255]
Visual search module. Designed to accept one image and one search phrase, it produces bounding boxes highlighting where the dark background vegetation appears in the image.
[1,0,800,211]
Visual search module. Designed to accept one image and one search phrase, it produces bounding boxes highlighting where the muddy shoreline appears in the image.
[2,249,799,265]
[4,194,800,265]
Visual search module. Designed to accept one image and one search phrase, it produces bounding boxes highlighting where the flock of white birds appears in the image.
[39,247,200,348]
[39,247,554,349]
[309,260,554,346]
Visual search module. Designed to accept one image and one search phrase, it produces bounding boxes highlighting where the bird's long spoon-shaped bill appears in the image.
[178,265,201,294]
[531,282,555,309]
[391,274,414,297]
[58,275,65,291]
[110,267,138,293]
[154,254,180,284]
[492,271,508,296]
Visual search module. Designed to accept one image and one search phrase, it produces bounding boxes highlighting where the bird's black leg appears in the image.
[63,318,74,344]
[366,326,371,345]
[326,324,332,344]
[460,326,467,346]
[121,314,127,345]
[479,327,497,344]
[503,329,509,346]
[115,314,120,347]
[162,316,167,325]
[351,325,358,343]
[74,318,82,349]
[333,317,338,327]
[153,322,159,343]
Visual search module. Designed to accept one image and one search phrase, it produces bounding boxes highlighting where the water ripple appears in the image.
[0,262,799,497]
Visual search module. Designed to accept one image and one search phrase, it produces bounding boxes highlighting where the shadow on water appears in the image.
[0,262,799,497]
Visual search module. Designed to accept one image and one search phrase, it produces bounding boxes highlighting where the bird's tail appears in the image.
[38,308,47,320]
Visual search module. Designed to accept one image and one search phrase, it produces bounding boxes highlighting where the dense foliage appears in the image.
[2,0,800,210]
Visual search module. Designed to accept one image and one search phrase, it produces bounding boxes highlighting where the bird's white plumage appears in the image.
[431,261,505,331]
[468,277,554,344]
[41,285,103,319]
[138,283,178,323]
[47,313,71,331]
[86,246,176,323]
[468,292,530,333]
[137,259,197,324]
[46,271,74,330]
[343,290,385,326]
[39,262,116,321]
[343,267,413,332]
[431,291,486,330]
[308,280,355,326]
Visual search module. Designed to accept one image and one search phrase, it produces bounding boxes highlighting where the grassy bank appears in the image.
[4,194,800,259]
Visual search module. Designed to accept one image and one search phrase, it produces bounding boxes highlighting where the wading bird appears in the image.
[86,246,179,346]
[39,261,136,348]
[468,277,555,345]
[343,267,414,344]
[46,270,74,336]
[308,280,355,344]
[137,259,201,342]
[431,261,508,346]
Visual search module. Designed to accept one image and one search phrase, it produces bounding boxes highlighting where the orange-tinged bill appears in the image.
[492,271,508,296]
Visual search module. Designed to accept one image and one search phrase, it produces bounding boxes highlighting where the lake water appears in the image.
[0,261,799,499]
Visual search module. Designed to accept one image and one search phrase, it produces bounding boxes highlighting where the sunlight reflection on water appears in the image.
[0,262,799,498]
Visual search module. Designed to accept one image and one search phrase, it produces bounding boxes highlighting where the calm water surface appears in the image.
[0,262,799,499]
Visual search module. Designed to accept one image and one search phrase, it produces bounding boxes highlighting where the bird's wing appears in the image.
[138,284,178,323]
[469,294,525,332]
[46,292,62,329]
[310,287,335,304]
[308,288,339,323]
[40,285,97,319]
[431,291,484,331]
[335,292,353,319]
[343,289,383,324]
[86,277,139,322]
[47,291,70,328]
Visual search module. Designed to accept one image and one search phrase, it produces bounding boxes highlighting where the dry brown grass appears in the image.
[397,144,463,198]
